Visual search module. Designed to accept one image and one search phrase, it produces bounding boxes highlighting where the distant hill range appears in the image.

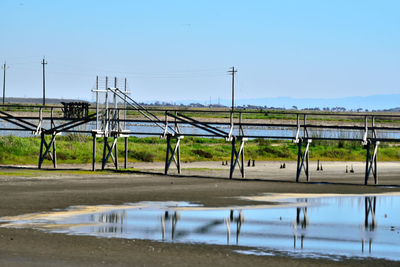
[2,97,86,105]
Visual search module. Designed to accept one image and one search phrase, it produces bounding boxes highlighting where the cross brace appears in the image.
[364,141,379,185]
[296,139,311,182]
[229,137,247,179]
[38,132,57,169]
[165,134,183,175]
[102,137,118,170]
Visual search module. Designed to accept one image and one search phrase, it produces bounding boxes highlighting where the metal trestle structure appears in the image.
[294,114,312,182]
[91,77,132,171]
[37,111,96,169]
[364,141,379,185]
[102,136,119,170]
[363,116,379,185]
[229,137,247,179]
[295,139,311,182]
[164,134,183,174]
[38,132,57,169]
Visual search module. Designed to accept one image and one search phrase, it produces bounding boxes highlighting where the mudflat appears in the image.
[0,161,399,266]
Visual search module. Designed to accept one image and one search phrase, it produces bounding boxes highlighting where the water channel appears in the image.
[1,120,399,140]
[1,194,399,261]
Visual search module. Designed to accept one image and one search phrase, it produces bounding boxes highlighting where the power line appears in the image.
[2,62,9,105]
[228,66,237,111]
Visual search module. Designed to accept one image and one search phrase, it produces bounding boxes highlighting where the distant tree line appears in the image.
[141,101,386,113]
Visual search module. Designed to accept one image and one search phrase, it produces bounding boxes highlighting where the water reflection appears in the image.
[293,199,308,249]
[160,211,180,240]
[90,211,127,234]
[362,196,376,253]
[2,195,400,261]
[225,210,245,245]
[287,197,379,254]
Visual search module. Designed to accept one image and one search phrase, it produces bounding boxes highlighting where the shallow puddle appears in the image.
[1,194,400,261]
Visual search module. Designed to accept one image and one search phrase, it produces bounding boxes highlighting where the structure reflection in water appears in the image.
[224,210,245,245]
[362,196,376,253]
[293,198,308,249]
[90,211,127,234]
[287,196,379,254]
[160,211,180,241]
[62,196,389,258]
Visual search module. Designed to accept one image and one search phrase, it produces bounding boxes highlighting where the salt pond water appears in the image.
[2,120,400,140]
[1,194,400,261]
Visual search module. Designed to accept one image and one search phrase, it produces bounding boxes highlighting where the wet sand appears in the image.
[0,161,399,266]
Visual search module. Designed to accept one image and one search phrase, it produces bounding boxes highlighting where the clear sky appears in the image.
[1,0,399,104]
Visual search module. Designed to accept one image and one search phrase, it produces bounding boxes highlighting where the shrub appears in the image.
[322,149,345,158]
[337,141,344,148]
[63,134,89,142]
[259,145,291,158]
[256,138,271,146]
[192,149,213,159]
[129,150,155,162]
[56,151,68,160]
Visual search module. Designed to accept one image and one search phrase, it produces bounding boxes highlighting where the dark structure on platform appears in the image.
[61,102,90,119]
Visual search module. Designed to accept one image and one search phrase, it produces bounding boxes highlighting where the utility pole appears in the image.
[228,66,237,111]
[42,57,47,106]
[2,62,8,105]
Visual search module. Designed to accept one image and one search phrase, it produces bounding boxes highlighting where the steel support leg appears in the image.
[229,137,246,179]
[38,133,44,169]
[52,135,57,168]
[177,139,181,173]
[164,134,182,175]
[296,140,310,182]
[124,137,128,169]
[364,141,379,185]
[92,134,96,171]
[115,138,119,170]
[102,137,108,170]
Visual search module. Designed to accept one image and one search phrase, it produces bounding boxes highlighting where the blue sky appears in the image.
[1,0,399,104]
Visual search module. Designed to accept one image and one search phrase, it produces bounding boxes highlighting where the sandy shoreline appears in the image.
[0,161,399,266]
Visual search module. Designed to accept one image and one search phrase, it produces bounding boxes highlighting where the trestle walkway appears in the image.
[1,95,400,185]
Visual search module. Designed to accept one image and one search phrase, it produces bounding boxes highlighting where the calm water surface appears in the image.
[1,195,400,261]
[2,120,400,140]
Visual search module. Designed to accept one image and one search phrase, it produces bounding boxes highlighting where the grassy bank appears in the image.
[0,135,399,165]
